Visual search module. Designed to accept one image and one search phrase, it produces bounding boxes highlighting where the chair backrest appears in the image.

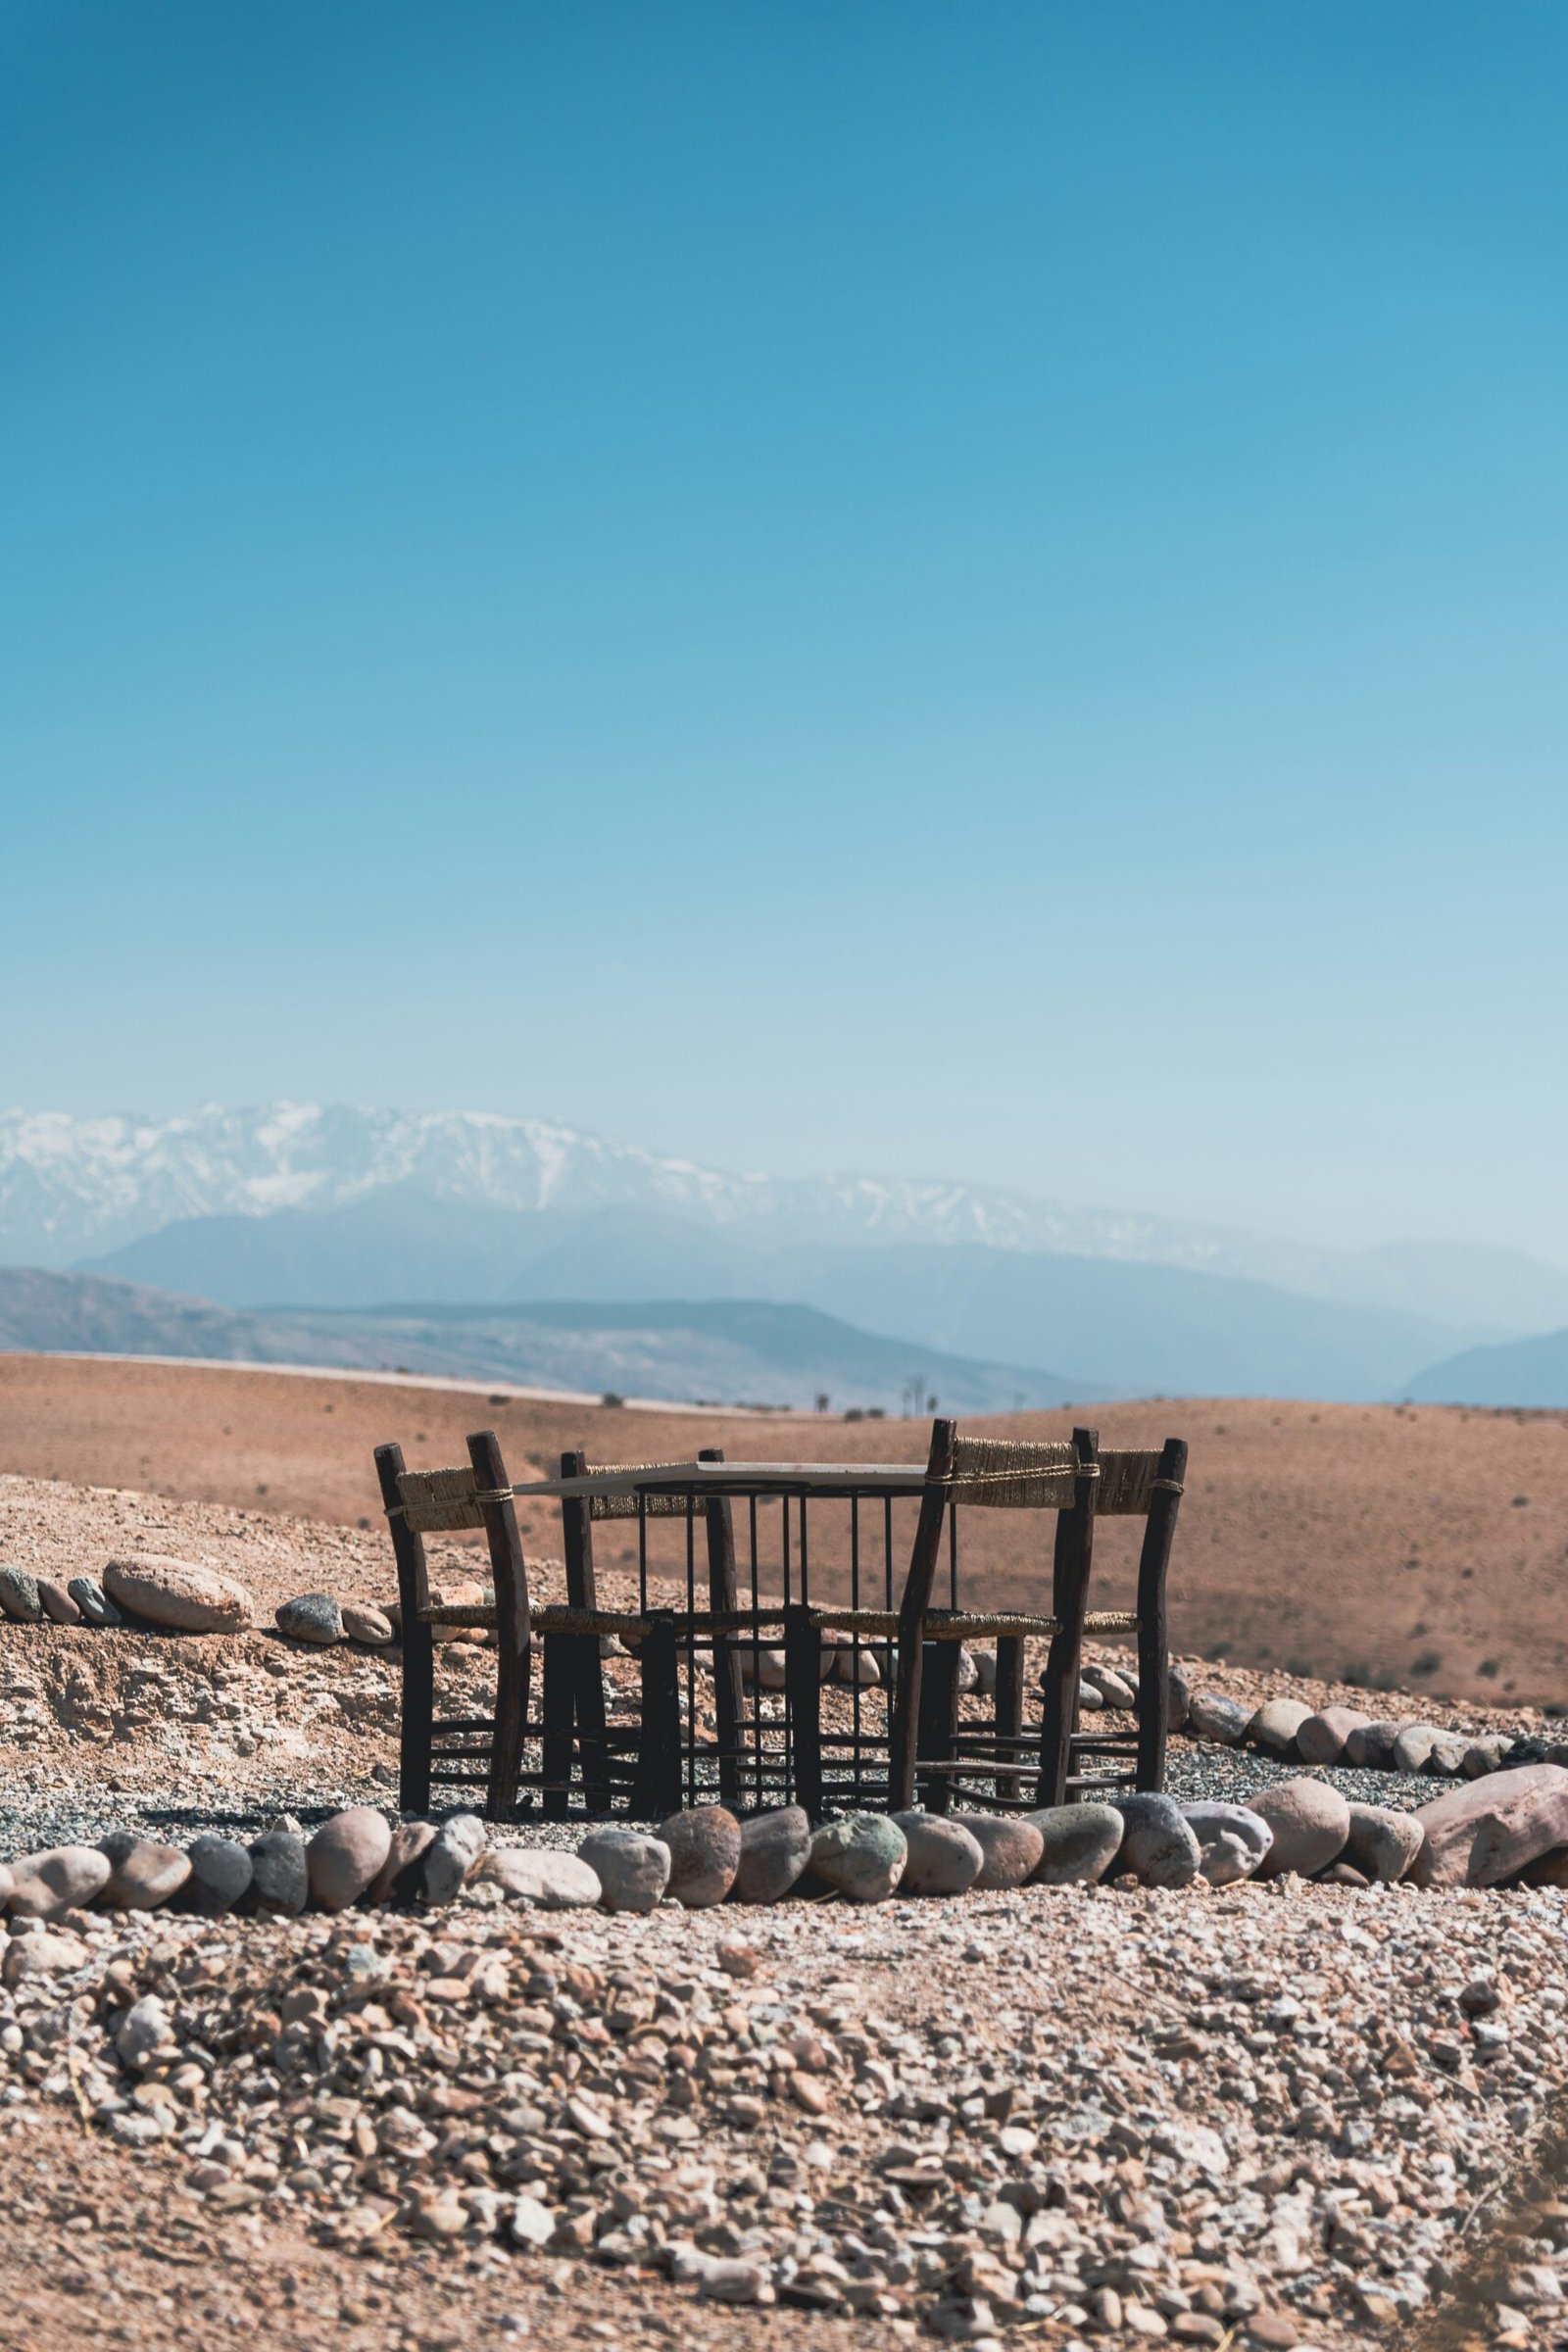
[949,1434,1177,1516]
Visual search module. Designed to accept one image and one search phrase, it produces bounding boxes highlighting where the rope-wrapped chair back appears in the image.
[584,1462,701,1520]
[395,1464,487,1534]
[947,1437,1175,1517]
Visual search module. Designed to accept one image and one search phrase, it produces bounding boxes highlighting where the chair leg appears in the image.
[1036,1427,1100,1808]
[633,1612,682,1819]
[468,1430,530,1823]
[376,1443,433,1817]
[1135,1438,1187,1791]
[889,1419,957,1810]
[784,1603,823,1821]
[916,1636,961,1812]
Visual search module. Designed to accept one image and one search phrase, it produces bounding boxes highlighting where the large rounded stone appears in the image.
[808,1814,906,1904]
[1248,1778,1350,1878]
[342,1600,395,1645]
[834,1645,881,1686]
[276,1592,345,1645]
[308,1808,392,1911]
[1112,1793,1200,1888]
[965,1814,1045,1890]
[1391,1723,1442,1773]
[1462,1739,1508,1780]
[182,1835,253,1915]
[1296,1706,1372,1767]
[1344,1720,1403,1771]
[579,1827,670,1914]
[1025,1802,1124,1886]
[1085,1664,1137,1711]
[892,1811,984,1896]
[8,1845,112,1918]
[419,1813,486,1905]
[0,1567,42,1623]
[68,1574,121,1628]
[1181,1802,1272,1886]
[1346,1802,1425,1883]
[1166,1663,1193,1733]
[37,1579,82,1626]
[369,1819,438,1905]
[1252,1698,1312,1756]
[1408,1764,1568,1888]
[1187,1692,1254,1745]
[659,1806,742,1908]
[475,1848,602,1908]
[731,1806,812,1904]
[248,1830,310,1916]
[98,1833,192,1911]
[104,1553,255,1634]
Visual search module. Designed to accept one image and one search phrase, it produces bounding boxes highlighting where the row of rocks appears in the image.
[0,1554,403,1650]
[1188,1689,1559,1784]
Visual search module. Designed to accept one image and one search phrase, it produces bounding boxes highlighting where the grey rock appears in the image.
[1344,1720,1403,1770]
[68,1574,121,1628]
[1112,1793,1200,1888]
[1346,1802,1425,1883]
[1504,1735,1554,1768]
[1428,1735,1468,1777]
[1025,1802,1124,1885]
[1075,1679,1105,1712]
[731,1806,812,1904]
[659,1805,742,1907]
[475,1848,601,1908]
[419,1812,486,1905]
[808,1814,906,1904]
[1248,1777,1350,1877]
[965,1814,1045,1889]
[247,1830,310,1916]
[972,1647,999,1695]
[308,1807,392,1911]
[0,1567,42,1623]
[1085,1665,1137,1711]
[182,1835,253,1915]
[1391,1723,1443,1773]
[1165,1662,1192,1733]
[1462,1739,1508,1779]
[891,1811,984,1896]
[1181,1801,1273,1885]
[1187,1691,1254,1745]
[834,1644,881,1686]
[955,1646,980,1694]
[578,1827,670,1914]
[98,1832,192,1910]
[276,1592,345,1645]
[1252,1698,1312,1755]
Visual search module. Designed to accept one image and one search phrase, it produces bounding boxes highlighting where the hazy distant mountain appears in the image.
[9,1102,1567,1337]
[81,1194,1463,1402]
[1403,1328,1568,1408]
[0,1267,1084,1415]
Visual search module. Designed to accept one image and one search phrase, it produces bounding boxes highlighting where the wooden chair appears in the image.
[887,1419,1188,1812]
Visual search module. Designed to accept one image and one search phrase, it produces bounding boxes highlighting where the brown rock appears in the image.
[37,1579,82,1626]
[343,1600,395,1645]
[1408,1764,1568,1888]
[369,1819,438,1904]
[965,1815,1045,1889]
[1296,1705,1371,1766]
[308,1807,393,1911]
[658,1806,742,1907]
[98,1834,193,1910]
[103,1553,256,1634]
[1248,1778,1350,1877]
[1346,1801,1425,1883]
[8,1844,113,1918]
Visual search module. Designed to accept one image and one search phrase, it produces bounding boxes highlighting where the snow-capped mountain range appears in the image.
[1,1102,1565,1341]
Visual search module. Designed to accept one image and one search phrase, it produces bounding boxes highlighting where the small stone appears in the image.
[1166,1661,1192,1732]
[754,1647,788,1690]
[116,1994,172,2065]
[3,1929,88,1983]
[1321,1860,1369,1886]
[578,1827,670,1914]
[1187,1691,1254,1744]
[36,1578,81,1626]
[247,1830,310,1916]
[7,1844,112,1918]
[342,1599,395,1644]
[892,1811,984,1896]
[0,1566,42,1623]
[307,1808,392,1911]
[1182,1801,1272,1885]
[732,1806,812,1904]
[508,2193,556,2248]
[808,1814,906,1903]
[1344,1719,1403,1770]
[972,1647,999,1695]
[104,1553,255,1634]
[98,1833,192,1910]
[965,1814,1045,1889]
[1345,1802,1425,1883]
[1462,1739,1507,1779]
[418,1812,486,1904]
[698,2258,766,2303]
[1248,1777,1350,1877]
[475,1848,601,1908]
[955,1645,980,1693]
[1085,1664,1138,1710]
[659,1805,742,1907]
[1076,1678,1105,1712]
[1026,1801,1124,1885]
[1251,1698,1312,1755]
[1296,1705,1372,1766]
[1113,1793,1200,1887]
[276,1592,344,1644]
[68,1574,122,1627]
[1428,1735,1468,1776]
[182,1835,253,1915]
[369,1819,438,1904]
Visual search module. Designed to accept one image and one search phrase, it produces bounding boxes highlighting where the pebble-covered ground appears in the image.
[5,1471,1568,2352]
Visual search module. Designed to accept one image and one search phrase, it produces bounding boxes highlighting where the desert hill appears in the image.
[2,1351,1563,1707]
[1404,1324,1568,1408]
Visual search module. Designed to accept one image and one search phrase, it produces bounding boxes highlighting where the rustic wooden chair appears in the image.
[886,1419,1188,1812]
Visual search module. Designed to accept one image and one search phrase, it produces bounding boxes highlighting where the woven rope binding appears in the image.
[393,1465,486,1534]
[584,1462,704,1521]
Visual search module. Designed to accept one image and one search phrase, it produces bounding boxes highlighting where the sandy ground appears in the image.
[2,1354,1566,1704]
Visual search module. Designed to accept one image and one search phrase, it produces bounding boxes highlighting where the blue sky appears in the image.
[4,2,1566,1255]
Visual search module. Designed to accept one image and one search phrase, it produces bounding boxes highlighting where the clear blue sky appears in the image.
[4,3,1566,1255]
